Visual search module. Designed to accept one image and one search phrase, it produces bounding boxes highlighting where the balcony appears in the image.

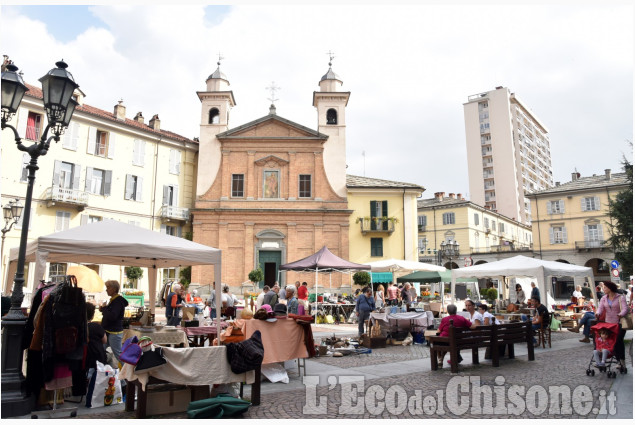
[575,240,606,251]
[160,205,190,222]
[45,187,89,210]
[470,244,533,254]
[357,217,396,235]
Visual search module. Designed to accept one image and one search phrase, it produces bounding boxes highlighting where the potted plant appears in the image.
[352,271,371,287]
[248,268,264,284]
[486,288,498,303]
[125,266,144,289]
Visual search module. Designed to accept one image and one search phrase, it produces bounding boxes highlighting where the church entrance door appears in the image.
[258,250,281,288]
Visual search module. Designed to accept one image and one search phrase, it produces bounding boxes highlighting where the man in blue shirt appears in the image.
[355,287,376,336]
[530,282,540,302]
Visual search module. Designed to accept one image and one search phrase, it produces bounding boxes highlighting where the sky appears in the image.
[1,2,632,200]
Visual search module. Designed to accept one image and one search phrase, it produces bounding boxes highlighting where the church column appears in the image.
[220,150,230,200]
[218,222,228,284]
[244,222,255,281]
[288,152,296,199]
[313,152,322,199]
[246,151,255,200]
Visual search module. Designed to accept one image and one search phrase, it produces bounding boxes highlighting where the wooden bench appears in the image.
[428,319,535,373]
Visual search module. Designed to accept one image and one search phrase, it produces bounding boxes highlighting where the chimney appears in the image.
[149,114,161,131]
[434,192,444,201]
[485,205,491,210]
[457,193,462,200]
[571,172,578,181]
[555,182,560,186]
[113,99,126,121]
[134,112,144,124]
[605,169,611,180]
[448,193,456,199]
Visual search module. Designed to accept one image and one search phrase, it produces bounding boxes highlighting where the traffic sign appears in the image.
[611,260,619,269]
[611,268,620,278]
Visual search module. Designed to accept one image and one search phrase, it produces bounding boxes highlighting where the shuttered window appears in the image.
[581,196,600,211]
[442,212,455,225]
[370,238,383,257]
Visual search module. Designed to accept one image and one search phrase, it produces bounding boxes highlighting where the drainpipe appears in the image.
[151,136,161,230]
[403,188,407,260]
[534,194,542,259]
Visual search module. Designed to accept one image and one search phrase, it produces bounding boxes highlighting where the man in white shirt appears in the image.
[256,285,269,310]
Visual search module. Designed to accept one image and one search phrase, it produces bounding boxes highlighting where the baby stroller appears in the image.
[585,322,626,378]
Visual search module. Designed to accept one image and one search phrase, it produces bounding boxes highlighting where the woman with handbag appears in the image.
[595,281,629,369]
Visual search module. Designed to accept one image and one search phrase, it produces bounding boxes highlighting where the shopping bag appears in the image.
[91,361,123,407]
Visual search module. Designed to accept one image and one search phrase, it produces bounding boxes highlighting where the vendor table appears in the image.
[121,345,258,418]
[240,318,308,364]
[184,324,228,347]
[369,311,434,333]
[312,303,355,323]
[124,328,189,347]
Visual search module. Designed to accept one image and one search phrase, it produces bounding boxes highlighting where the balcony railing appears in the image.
[160,205,190,221]
[575,240,606,250]
[470,244,533,254]
[45,186,89,207]
[358,217,396,235]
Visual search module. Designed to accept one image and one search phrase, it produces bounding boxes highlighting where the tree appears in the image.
[352,271,371,287]
[180,266,191,289]
[248,268,263,283]
[125,266,144,288]
[607,156,633,277]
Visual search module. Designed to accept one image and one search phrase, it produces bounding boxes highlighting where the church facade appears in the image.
[191,62,352,289]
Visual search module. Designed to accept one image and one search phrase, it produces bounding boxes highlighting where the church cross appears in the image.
[326,50,335,66]
[266,81,280,105]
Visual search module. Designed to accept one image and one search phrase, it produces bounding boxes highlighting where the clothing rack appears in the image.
[30,389,77,419]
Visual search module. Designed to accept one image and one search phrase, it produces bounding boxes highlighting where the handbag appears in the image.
[120,336,143,365]
[620,314,633,330]
[135,345,167,373]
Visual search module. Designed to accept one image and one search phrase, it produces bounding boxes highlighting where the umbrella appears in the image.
[67,265,104,292]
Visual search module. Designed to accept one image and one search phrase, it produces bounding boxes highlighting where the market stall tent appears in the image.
[7,220,223,322]
[450,255,596,310]
[279,245,370,305]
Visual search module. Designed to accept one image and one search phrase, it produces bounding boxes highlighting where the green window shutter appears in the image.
[382,200,388,230]
[370,201,377,230]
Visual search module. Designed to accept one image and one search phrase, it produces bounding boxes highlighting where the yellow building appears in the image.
[1,83,197,299]
[347,175,424,265]
[528,169,629,292]
[418,192,533,268]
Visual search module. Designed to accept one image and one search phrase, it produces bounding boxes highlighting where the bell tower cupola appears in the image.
[312,53,350,198]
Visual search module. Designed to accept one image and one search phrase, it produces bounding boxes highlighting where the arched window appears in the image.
[208,108,220,124]
[326,108,337,125]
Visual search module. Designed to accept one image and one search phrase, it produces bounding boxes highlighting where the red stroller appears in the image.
[586,322,626,378]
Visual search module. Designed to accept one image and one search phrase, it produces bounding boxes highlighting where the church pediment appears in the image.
[254,155,289,166]
[217,114,328,140]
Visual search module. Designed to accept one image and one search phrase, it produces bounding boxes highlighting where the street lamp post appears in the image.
[1,60,79,417]
[1,199,24,291]
[440,240,460,270]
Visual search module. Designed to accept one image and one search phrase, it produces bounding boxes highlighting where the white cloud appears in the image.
[1,3,632,198]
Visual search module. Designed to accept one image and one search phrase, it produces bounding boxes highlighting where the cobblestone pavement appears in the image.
[71,331,631,419]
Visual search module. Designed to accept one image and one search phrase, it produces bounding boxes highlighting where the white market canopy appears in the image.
[8,220,222,315]
[450,255,596,308]
[363,258,446,273]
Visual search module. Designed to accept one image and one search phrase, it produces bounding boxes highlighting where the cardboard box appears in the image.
[360,335,386,348]
[145,386,209,416]
[182,307,196,321]
[145,388,192,416]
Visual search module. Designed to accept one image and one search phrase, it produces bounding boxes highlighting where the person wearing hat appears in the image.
[273,303,288,317]
[596,280,629,368]
[285,285,299,315]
